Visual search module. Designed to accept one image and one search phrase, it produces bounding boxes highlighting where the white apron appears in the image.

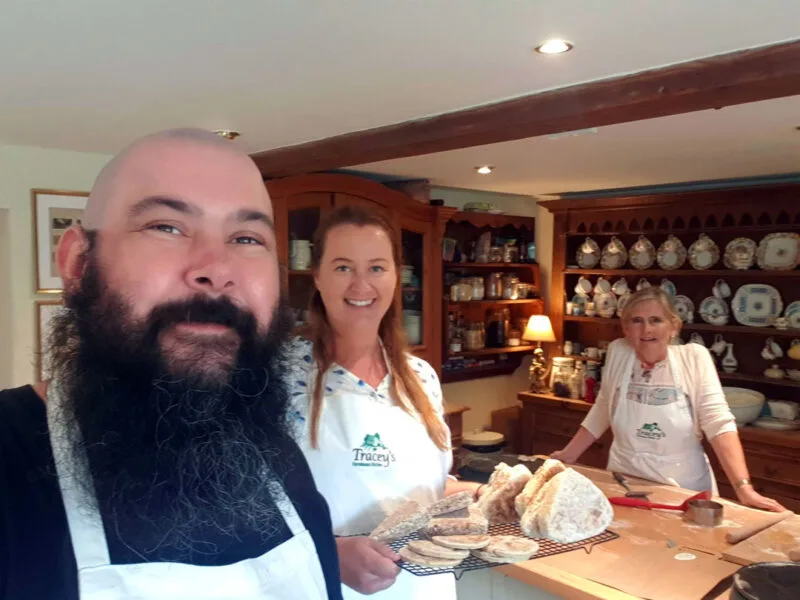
[606,351,717,494]
[46,382,329,600]
[298,367,455,600]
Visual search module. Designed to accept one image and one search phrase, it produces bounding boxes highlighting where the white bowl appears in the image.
[722,387,766,425]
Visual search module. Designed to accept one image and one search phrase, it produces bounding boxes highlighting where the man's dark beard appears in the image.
[48,255,295,559]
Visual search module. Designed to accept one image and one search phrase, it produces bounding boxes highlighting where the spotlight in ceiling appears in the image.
[213,130,241,140]
[534,39,573,54]
[475,165,494,175]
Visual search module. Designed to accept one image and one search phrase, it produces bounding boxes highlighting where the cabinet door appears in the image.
[272,192,332,329]
[397,213,436,365]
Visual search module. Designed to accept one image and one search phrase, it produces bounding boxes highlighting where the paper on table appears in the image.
[580,546,738,600]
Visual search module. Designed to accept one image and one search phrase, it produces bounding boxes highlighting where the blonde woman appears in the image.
[552,287,783,512]
[287,206,481,599]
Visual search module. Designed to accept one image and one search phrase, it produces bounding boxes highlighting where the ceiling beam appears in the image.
[253,39,800,178]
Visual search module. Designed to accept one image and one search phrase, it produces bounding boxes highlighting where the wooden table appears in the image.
[490,463,795,600]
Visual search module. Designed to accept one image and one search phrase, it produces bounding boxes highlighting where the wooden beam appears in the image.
[253,39,800,177]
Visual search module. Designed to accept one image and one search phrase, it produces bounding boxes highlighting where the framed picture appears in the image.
[32,189,89,293]
[35,299,63,382]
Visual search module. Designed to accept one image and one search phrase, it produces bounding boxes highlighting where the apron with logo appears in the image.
[606,351,717,493]
[296,361,455,600]
[47,381,329,600]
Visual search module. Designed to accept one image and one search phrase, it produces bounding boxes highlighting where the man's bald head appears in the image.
[83,128,266,230]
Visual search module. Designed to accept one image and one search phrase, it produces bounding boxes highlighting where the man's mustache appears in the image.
[146,295,259,339]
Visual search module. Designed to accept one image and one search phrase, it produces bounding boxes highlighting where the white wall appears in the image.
[0,144,111,388]
[430,187,555,433]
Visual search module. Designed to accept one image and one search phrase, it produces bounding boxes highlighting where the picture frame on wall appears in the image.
[32,189,89,293]
[35,299,63,382]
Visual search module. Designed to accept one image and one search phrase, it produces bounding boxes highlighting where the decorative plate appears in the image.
[616,291,632,317]
[660,278,677,297]
[594,291,618,319]
[784,301,800,329]
[731,284,783,327]
[756,232,800,271]
[688,234,720,270]
[629,235,656,270]
[575,237,601,269]
[699,296,730,326]
[600,236,628,270]
[672,295,695,323]
[723,237,757,270]
[656,235,687,270]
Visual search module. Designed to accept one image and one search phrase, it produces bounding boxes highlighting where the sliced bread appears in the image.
[515,458,567,517]
[370,500,430,542]
[477,463,533,523]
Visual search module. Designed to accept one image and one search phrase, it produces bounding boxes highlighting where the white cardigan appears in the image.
[582,338,738,442]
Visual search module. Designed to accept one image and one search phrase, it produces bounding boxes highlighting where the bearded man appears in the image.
[0,129,342,600]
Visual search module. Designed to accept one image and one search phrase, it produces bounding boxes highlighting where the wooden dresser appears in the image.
[519,391,800,512]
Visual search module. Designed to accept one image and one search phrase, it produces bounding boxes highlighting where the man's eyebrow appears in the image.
[233,208,274,231]
[128,196,200,219]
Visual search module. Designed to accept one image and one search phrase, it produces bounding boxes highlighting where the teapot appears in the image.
[764,364,786,379]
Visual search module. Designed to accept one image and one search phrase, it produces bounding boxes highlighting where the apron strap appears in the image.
[47,380,113,569]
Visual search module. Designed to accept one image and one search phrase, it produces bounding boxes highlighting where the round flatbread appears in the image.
[408,540,469,560]
[399,546,464,568]
[485,535,539,559]
[432,534,491,550]
[471,549,530,564]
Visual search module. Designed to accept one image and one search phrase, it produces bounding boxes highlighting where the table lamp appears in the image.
[523,315,556,393]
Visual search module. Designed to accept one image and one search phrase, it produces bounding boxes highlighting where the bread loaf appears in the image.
[521,468,613,543]
[370,500,430,542]
[428,491,474,516]
[477,463,532,523]
[515,458,566,517]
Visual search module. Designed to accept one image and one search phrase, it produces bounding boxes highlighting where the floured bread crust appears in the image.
[370,500,430,542]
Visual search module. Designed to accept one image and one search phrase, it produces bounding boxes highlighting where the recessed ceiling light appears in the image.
[213,129,241,140]
[535,39,573,54]
[475,165,494,175]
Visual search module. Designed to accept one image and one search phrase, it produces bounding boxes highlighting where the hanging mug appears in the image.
[788,339,800,360]
[593,276,611,295]
[712,279,731,300]
[711,334,727,355]
[636,278,651,291]
[689,333,705,346]
[611,277,629,296]
[575,276,592,296]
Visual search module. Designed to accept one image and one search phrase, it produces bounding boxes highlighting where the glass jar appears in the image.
[550,357,575,392]
[470,276,485,301]
[503,240,520,263]
[570,360,585,399]
[488,246,504,263]
[485,272,503,300]
[486,310,507,348]
[464,322,483,351]
[507,328,521,347]
[502,274,520,300]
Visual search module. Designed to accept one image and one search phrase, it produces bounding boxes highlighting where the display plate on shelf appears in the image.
[698,296,730,326]
[672,295,695,323]
[656,235,687,270]
[688,234,720,270]
[629,235,656,270]
[731,284,783,327]
[594,291,617,318]
[575,237,601,269]
[600,236,628,270]
[723,237,757,270]
[756,232,800,270]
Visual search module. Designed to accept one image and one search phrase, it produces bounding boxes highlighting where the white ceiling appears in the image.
[356,95,800,196]
[1,1,799,156]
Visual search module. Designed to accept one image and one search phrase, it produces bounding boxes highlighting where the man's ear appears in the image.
[56,226,90,294]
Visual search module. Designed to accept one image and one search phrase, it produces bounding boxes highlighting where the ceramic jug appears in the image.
[721,343,738,373]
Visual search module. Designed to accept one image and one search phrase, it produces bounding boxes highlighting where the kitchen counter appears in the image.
[456,463,798,600]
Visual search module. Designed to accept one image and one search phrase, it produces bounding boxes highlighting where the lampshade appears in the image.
[523,315,556,343]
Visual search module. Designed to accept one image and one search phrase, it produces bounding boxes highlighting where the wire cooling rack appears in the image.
[388,522,619,579]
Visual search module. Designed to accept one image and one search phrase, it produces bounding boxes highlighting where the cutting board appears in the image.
[722,513,800,566]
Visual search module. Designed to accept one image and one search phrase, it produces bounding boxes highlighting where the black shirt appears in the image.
[0,385,342,600]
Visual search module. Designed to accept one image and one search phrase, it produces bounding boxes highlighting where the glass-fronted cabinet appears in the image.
[267,174,450,374]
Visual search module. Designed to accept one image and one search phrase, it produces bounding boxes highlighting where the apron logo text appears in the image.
[352,433,396,468]
[636,422,666,440]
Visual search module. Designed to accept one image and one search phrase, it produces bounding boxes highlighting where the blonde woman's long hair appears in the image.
[302,205,449,451]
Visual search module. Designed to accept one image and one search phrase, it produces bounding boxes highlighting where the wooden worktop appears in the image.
[497,463,797,600]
